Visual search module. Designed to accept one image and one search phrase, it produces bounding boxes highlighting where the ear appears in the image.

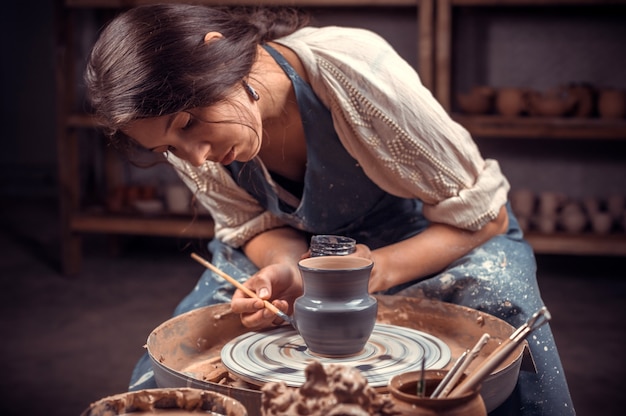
[204,31,223,44]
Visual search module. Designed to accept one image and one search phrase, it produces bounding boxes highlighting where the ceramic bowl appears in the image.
[457,86,495,115]
[388,369,487,416]
[80,388,248,415]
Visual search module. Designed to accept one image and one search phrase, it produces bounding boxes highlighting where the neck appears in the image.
[249,44,307,182]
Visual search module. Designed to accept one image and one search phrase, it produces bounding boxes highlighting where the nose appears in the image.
[174,142,207,167]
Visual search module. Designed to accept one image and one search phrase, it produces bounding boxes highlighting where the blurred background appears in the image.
[1,0,625,415]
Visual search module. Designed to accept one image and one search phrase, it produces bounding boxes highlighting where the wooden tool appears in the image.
[448,307,551,398]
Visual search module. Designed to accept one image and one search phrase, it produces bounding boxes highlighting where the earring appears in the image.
[242,80,260,101]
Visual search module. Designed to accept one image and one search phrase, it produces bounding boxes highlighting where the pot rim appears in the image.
[299,255,373,270]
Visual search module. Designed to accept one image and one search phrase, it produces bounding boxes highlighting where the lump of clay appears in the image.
[261,361,398,416]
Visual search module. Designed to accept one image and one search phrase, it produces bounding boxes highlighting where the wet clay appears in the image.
[261,361,398,416]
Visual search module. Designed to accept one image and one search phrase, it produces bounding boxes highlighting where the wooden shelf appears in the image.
[434,0,626,258]
[451,115,626,140]
[71,213,215,238]
[448,0,624,6]
[526,232,626,256]
[65,0,420,8]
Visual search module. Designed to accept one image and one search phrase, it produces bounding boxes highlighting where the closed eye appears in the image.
[182,113,194,130]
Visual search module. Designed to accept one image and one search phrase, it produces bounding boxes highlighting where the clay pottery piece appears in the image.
[559,202,587,233]
[606,194,625,219]
[590,212,613,234]
[568,83,596,118]
[294,256,377,356]
[510,188,536,218]
[388,370,487,416]
[598,89,626,119]
[495,87,529,117]
[81,388,248,415]
[582,196,599,217]
[534,215,557,234]
[456,86,495,115]
[538,191,565,217]
[528,87,577,117]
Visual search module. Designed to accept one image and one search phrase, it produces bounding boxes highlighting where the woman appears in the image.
[85,4,574,415]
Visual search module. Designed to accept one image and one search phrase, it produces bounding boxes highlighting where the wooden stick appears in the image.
[448,331,525,398]
[190,252,293,324]
[438,333,490,398]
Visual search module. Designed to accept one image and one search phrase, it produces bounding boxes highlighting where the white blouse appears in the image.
[168,26,510,247]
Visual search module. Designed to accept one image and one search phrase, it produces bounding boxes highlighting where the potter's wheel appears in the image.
[221,323,451,388]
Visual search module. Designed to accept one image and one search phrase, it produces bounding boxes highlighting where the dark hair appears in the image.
[85,4,308,141]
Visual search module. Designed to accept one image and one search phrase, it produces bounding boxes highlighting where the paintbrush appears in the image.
[190,252,294,326]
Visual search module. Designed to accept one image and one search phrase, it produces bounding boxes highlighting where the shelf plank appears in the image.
[526,233,626,256]
[452,115,626,139]
[449,0,626,6]
[71,214,215,239]
[65,0,419,8]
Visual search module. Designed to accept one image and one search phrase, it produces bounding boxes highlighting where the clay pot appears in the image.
[510,188,536,218]
[528,87,577,117]
[598,89,626,119]
[590,212,613,234]
[388,370,487,416]
[295,256,377,356]
[568,83,596,118]
[81,388,248,415]
[583,197,599,217]
[538,191,565,217]
[607,194,625,219]
[456,86,495,115]
[495,88,529,117]
[534,215,557,234]
[559,202,587,234]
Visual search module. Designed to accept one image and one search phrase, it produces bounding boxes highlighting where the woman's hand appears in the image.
[349,244,388,293]
[231,263,303,330]
[231,227,308,330]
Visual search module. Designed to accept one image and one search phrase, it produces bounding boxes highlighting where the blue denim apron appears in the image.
[130,44,574,416]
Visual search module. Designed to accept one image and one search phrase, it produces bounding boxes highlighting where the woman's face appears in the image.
[123,86,262,167]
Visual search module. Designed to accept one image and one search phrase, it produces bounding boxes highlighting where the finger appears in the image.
[240,309,276,330]
[231,296,264,314]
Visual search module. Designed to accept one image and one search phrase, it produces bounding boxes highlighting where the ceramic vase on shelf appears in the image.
[527,87,577,117]
[294,256,377,357]
[388,370,487,416]
[495,87,529,117]
[598,89,626,119]
[456,86,495,115]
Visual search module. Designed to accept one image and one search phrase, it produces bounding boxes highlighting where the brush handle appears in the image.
[190,253,292,324]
